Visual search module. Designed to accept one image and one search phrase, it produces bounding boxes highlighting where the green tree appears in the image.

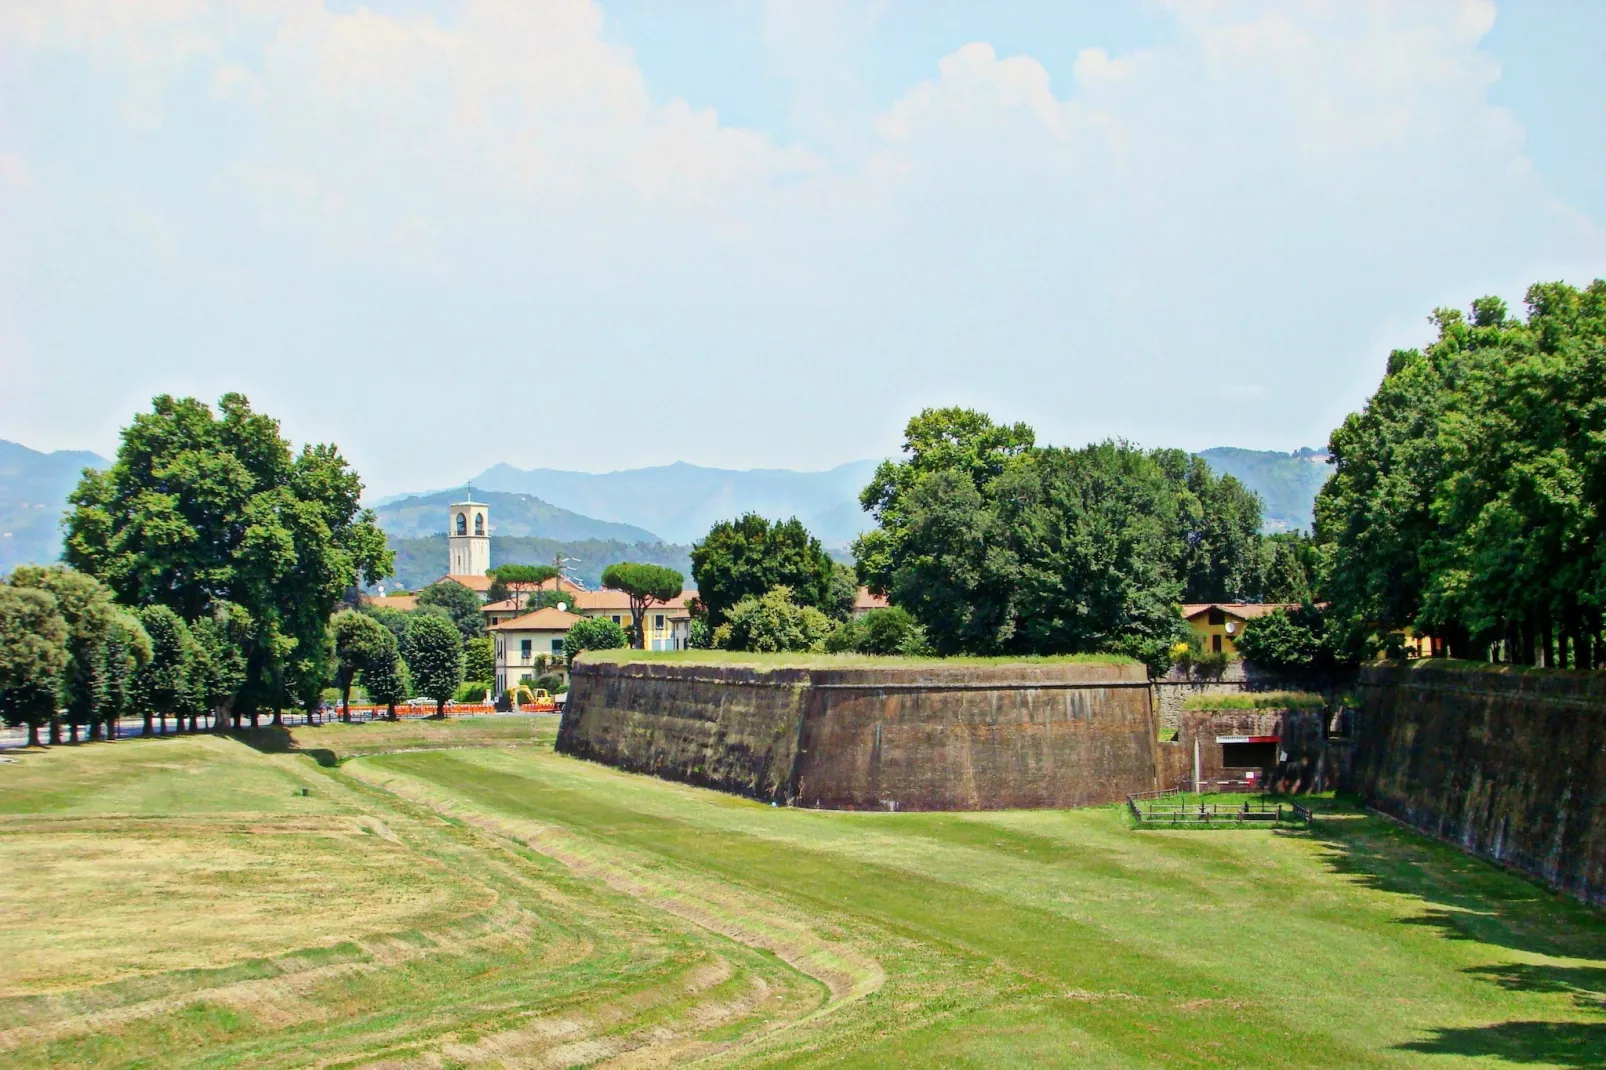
[360,631,409,720]
[1258,532,1318,604]
[824,606,930,656]
[525,588,576,614]
[99,609,152,739]
[332,610,393,720]
[717,586,834,653]
[1236,604,1331,671]
[562,616,628,666]
[690,514,837,624]
[7,566,120,742]
[600,562,683,648]
[0,587,69,748]
[64,393,392,720]
[487,564,559,609]
[403,613,462,717]
[189,603,250,730]
[462,635,495,683]
[1152,450,1266,603]
[1316,281,1606,665]
[416,580,485,641]
[134,605,193,736]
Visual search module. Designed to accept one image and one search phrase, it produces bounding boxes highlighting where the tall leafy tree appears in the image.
[462,636,495,684]
[332,610,393,719]
[189,604,250,730]
[65,393,392,720]
[7,566,120,742]
[1152,451,1266,602]
[99,609,152,739]
[1316,281,1606,665]
[0,587,70,748]
[417,579,487,639]
[361,632,409,720]
[600,563,684,648]
[404,613,462,717]
[717,586,834,653]
[133,605,194,736]
[691,514,837,624]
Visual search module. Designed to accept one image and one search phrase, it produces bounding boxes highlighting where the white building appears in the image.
[490,607,584,695]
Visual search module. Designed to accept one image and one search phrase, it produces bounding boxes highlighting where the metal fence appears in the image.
[1127,791,1313,830]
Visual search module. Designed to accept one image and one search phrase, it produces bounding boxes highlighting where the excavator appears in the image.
[508,684,559,713]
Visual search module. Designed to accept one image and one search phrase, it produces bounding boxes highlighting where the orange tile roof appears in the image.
[365,594,418,611]
[488,607,586,631]
[439,573,494,592]
[1180,603,1299,621]
[568,589,692,614]
[854,587,888,611]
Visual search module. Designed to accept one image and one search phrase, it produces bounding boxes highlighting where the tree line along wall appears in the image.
[556,659,1158,811]
[1350,662,1606,907]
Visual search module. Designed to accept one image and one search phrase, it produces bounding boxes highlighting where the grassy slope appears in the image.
[0,720,1602,1067]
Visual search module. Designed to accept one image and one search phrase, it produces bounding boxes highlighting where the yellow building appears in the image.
[1179,603,1299,657]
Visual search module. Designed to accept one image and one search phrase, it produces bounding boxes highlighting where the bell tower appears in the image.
[447,490,490,578]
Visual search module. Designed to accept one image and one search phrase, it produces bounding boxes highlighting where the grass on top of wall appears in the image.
[1182,690,1327,710]
[576,648,1140,670]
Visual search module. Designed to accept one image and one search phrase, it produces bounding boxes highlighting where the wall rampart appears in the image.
[558,659,1158,810]
[1351,662,1606,907]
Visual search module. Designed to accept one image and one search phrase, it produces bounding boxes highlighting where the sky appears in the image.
[0,0,1602,498]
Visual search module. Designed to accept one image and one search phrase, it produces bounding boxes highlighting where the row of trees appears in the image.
[1315,281,1606,666]
[841,408,1297,669]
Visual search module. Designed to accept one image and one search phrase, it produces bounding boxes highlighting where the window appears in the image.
[611,615,621,625]
[1221,742,1277,768]
[474,513,485,535]
[455,512,467,536]
[654,614,665,630]
[551,639,564,653]
[1212,634,1222,654]
[520,639,532,660]
[1207,607,1225,625]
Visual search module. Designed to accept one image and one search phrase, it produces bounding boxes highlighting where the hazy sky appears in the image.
[1,0,1602,497]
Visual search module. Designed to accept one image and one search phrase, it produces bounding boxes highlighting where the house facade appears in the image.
[489,607,585,695]
[1179,603,1298,656]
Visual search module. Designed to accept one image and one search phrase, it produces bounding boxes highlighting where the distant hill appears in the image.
[0,440,107,573]
[373,489,663,544]
[1197,447,1332,532]
[470,460,879,547]
[386,535,693,592]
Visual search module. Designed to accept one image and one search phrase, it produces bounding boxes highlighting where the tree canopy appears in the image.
[1315,281,1606,666]
[562,616,628,666]
[600,562,683,648]
[416,580,485,640]
[716,586,834,653]
[64,393,392,717]
[0,586,70,747]
[852,409,1269,670]
[690,514,837,624]
[403,613,463,717]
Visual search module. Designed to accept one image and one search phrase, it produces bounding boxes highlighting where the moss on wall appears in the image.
[1352,662,1606,907]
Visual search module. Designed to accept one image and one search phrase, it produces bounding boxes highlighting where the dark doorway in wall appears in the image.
[1222,742,1277,768]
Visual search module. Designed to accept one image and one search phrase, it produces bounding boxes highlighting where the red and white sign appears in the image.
[1215,735,1280,744]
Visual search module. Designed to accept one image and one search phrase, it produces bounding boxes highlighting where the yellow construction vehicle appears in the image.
[509,684,558,712]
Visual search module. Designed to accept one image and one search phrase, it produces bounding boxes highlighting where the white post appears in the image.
[1193,737,1201,797]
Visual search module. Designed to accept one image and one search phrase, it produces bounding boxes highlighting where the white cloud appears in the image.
[0,0,1599,488]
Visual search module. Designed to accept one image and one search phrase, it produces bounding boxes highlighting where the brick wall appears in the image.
[558,659,1160,810]
[1351,662,1606,907]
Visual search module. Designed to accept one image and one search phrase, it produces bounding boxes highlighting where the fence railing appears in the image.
[1127,792,1313,830]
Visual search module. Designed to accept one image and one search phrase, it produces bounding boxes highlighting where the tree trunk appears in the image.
[215,699,234,733]
[89,721,103,742]
[142,711,153,737]
[272,708,283,727]
[48,719,61,746]
[68,722,79,744]
[386,701,397,721]
[249,709,259,729]
[27,722,40,748]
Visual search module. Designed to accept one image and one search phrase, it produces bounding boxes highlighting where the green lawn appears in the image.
[0,719,1601,1067]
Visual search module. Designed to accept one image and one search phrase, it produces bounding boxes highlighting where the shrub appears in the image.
[454,680,491,703]
[1237,604,1331,671]
[563,616,628,666]
[719,586,834,653]
[825,607,931,656]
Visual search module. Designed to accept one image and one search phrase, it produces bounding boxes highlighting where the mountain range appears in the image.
[0,441,108,573]
[0,442,1333,576]
[372,489,661,544]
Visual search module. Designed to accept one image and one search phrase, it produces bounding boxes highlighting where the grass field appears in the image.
[1,717,1603,1067]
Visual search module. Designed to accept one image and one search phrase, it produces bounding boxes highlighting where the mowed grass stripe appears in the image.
[368,749,1395,1066]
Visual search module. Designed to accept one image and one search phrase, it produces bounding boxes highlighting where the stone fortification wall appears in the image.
[557,659,1158,811]
[1352,662,1606,907]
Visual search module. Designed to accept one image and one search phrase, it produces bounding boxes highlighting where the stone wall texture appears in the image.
[557,659,1159,810]
[1351,662,1606,907]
